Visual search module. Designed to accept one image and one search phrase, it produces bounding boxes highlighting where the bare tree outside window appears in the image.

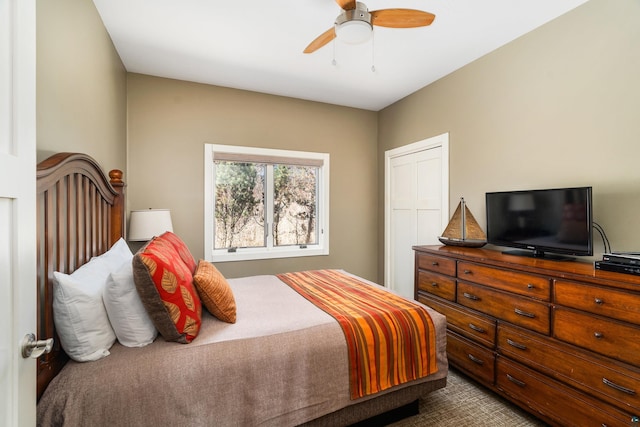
[214,161,265,249]
[214,161,318,250]
[273,165,317,246]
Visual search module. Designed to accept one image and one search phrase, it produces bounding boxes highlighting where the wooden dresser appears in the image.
[413,245,640,427]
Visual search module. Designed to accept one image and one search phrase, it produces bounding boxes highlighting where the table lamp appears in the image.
[128,209,174,242]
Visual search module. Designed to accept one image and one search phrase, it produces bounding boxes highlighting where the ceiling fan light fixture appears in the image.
[336,20,372,44]
[303,2,436,54]
[335,1,372,45]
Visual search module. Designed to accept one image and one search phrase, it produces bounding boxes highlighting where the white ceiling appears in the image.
[92,0,589,111]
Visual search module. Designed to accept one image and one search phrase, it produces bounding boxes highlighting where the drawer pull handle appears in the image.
[431,282,438,287]
[594,298,604,305]
[432,261,439,266]
[463,269,472,275]
[506,374,526,388]
[594,332,604,339]
[506,339,527,351]
[468,323,486,334]
[527,284,534,289]
[467,354,484,365]
[463,292,479,301]
[602,378,636,395]
[514,308,536,318]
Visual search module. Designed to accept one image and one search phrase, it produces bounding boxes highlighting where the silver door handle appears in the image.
[21,333,53,359]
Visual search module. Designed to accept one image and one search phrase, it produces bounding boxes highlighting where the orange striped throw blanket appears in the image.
[277,269,438,399]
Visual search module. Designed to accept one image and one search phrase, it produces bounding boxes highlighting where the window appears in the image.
[204,144,329,262]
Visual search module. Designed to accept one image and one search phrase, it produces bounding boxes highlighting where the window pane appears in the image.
[214,161,265,249]
[273,165,317,246]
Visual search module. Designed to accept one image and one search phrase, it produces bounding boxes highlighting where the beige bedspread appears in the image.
[37,272,448,427]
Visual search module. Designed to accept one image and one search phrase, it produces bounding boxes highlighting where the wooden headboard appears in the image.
[36,152,125,399]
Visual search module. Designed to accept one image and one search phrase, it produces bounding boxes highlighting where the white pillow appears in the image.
[53,257,116,362]
[103,261,158,347]
[52,238,133,362]
[97,238,133,272]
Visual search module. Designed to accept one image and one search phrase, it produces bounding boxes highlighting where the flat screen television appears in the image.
[485,186,593,260]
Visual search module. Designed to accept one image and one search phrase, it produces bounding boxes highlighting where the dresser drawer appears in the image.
[498,323,640,413]
[419,295,496,348]
[496,357,635,427]
[416,253,456,276]
[554,280,640,325]
[553,307,640,366]
[447,331,495,385]
[457,281,550,334]
[417,270,456,301]
[457,261,551,301]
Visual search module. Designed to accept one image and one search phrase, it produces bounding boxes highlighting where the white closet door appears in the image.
[385,134,449,299]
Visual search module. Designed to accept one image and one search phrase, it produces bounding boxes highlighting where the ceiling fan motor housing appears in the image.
[335,2,372,44]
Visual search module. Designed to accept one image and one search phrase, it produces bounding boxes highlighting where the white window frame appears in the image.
[204,144,330,262]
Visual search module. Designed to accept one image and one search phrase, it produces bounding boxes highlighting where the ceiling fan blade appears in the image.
[370,9,435,28]
[335,0,356,10]
[303,27,337,54]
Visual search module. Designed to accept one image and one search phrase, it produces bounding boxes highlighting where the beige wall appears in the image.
[36,0,127,173]
[378,0,640,268]
[126,74,379,280]
[37,0,640,283]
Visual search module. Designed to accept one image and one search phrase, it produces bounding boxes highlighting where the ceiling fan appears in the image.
[303,0,435,54]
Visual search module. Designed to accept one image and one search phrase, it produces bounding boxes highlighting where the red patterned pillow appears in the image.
[132,235,202,343]
[160,231,197,274]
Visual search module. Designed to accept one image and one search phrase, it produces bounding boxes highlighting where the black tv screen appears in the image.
[485,187,593,259]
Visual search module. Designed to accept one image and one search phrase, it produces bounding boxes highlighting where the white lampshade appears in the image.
[128,209,174,241]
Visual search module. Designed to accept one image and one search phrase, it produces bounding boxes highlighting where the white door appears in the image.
[0,0,37,425]
[385,134,449,299]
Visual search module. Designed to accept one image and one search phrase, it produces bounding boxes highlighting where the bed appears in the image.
[35,152,448,426]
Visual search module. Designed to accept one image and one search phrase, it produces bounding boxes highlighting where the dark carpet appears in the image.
[390,369,549,426]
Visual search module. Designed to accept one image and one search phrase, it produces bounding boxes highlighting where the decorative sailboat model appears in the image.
[438,197,487,248]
